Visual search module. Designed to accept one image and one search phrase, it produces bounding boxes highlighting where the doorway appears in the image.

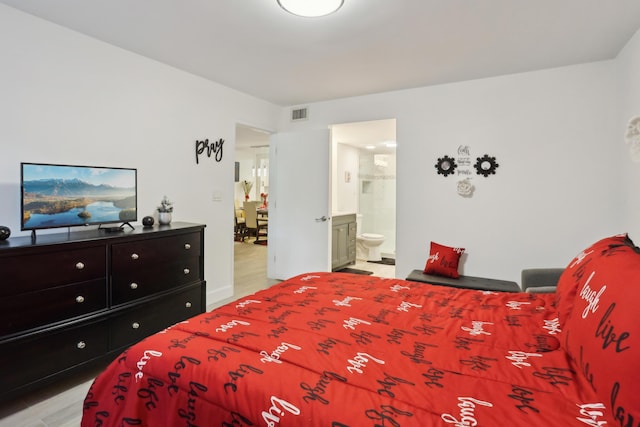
[233,124,272,296]
[331,119,397,277]
[234,119,397,292]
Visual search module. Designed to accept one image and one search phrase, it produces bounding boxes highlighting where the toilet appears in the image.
[355,214,385,261]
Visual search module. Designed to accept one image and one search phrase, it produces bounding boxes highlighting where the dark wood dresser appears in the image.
[0,222,206,401]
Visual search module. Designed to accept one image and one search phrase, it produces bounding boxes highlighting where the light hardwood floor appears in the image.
[0,239,394,426]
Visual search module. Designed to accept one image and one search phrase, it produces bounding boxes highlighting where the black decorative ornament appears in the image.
[142,216,155,227]
[435,155,458,177]
[474,154,499,177]
[0,225,10,240]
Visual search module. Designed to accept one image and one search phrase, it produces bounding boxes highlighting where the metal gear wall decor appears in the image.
[435,155,457,177]
[474,154,499,177]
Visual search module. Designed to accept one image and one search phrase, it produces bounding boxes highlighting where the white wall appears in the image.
[333,143,359,214]
[617,29,640,234]
[358,151,396,257]
[0,5,281,303]
[279,61,624,284]
[3,4,637,289]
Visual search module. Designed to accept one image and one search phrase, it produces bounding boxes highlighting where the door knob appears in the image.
[315,216,330,222]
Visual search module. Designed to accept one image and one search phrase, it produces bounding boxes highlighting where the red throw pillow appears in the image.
[423,241,465,278]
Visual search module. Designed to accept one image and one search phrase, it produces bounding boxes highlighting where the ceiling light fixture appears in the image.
[277,0,344,17]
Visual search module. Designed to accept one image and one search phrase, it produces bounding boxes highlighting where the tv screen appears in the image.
[21,162,137,231]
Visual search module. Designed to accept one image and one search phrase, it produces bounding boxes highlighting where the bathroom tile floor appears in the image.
[353,258,395,278]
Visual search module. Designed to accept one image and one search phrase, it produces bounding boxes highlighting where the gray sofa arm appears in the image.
[521,268,564,293]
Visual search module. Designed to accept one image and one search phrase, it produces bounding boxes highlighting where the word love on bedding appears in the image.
[195,138,224,164]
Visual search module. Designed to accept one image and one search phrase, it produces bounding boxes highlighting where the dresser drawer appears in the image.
[1,279,107,337]
[1,320,109,392]
[111,232,201,273]
[111,257,201,305]
[0,246,106,297]
[0,222,205,402]
[110,285,203,350]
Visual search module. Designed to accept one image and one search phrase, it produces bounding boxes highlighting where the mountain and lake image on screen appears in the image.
[21,163,137,230]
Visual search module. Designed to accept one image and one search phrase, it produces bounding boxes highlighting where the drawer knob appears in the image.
[185,302,192,308]
[132,322,140,329]
[75,262,85,270]
[77,341,86,349]
[183,268,190,275]
[75,295,85,303]
[131,253,139,260]
[184,243,191,250]
[130,282,138,290]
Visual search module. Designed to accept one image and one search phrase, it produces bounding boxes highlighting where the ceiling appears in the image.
[235,124,271,151]
[236,118,397,153]
[3,0,640,107]
[332,119,397,154]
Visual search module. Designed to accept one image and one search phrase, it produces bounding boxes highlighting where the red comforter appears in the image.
[81,272,610,426]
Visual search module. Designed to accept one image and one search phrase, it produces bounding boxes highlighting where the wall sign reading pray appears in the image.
[195,138,224,164]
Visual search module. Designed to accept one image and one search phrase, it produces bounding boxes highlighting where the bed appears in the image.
[81,234,639,426]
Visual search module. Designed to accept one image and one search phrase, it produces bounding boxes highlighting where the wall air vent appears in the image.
[291,107,308,121]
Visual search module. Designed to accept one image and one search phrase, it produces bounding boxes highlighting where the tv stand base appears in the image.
[99,222,134,232]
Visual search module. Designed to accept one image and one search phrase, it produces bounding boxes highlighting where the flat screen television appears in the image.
[21,162,137,232]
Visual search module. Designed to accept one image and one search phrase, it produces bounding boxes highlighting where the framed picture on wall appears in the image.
[235,162,240,182]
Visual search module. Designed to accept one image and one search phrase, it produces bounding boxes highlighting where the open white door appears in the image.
[268,129,331,280]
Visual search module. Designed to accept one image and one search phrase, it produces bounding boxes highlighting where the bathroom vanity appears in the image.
[331,213,357,270]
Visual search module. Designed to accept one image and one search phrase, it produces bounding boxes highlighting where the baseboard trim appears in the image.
[206,285,233,308]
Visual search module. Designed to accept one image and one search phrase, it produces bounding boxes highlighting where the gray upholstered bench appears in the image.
[521,268,564,293]
[406,269,520,292]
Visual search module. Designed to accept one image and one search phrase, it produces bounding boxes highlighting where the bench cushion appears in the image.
[406,269,520,292]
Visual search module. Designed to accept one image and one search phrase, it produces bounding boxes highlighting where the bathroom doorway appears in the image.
[331,119,397,277]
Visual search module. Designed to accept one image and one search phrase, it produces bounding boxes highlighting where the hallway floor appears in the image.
[232,236,396,290]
